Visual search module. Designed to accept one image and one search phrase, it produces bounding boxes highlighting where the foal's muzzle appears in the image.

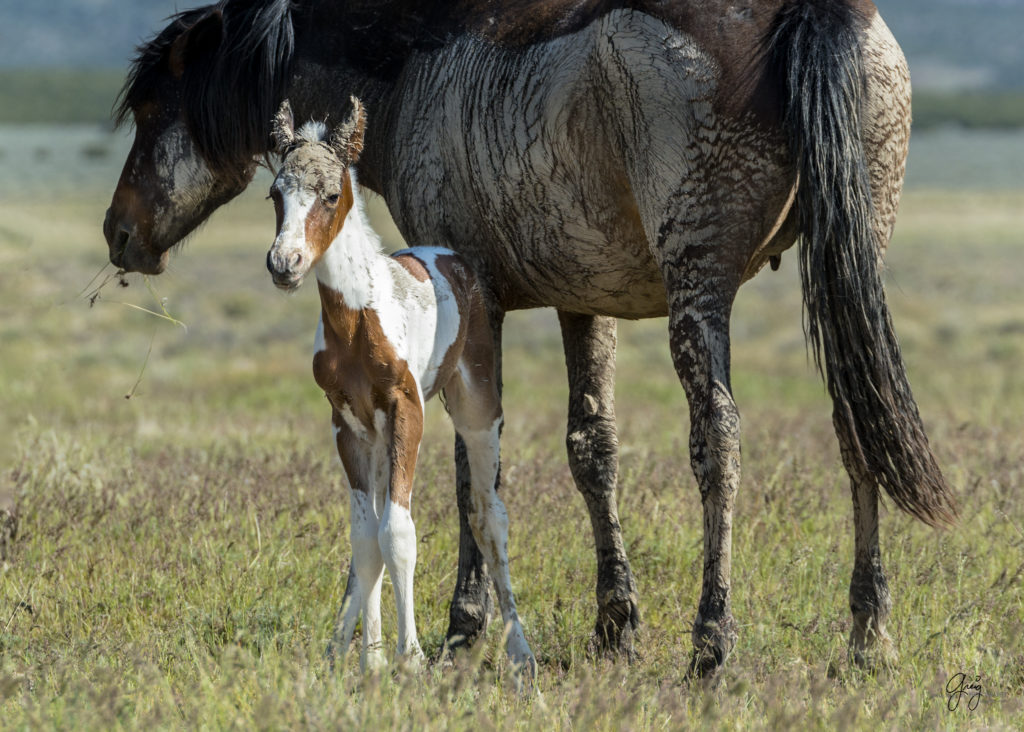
[266,247,306,291]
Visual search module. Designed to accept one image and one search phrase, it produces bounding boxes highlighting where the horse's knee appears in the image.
[566,410,618,494]
[378,502,416,567]
[689,383,741,498]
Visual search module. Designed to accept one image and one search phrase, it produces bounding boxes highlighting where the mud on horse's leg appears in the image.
[663,277,741,678]
[444,307,505,653]
[558,311,639,658]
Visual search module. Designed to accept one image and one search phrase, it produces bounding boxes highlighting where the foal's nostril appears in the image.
[290,252,303,269]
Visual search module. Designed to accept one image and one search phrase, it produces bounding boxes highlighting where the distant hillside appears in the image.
[0,1,182,70]
[1,0,1023,92]
[880,0,1024,91]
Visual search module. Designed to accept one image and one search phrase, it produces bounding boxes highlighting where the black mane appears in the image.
[116,0,295,174]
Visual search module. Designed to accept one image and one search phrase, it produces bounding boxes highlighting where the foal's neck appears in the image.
[315,173,386,312]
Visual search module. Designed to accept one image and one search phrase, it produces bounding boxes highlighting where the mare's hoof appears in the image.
[588,596,641,662]
[688,616,738,679]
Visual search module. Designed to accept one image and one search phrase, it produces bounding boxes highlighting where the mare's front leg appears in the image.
[558,311,639,658]
[445,307,505,652]
[378,390,426,665]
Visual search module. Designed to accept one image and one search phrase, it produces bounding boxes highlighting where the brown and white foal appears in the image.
[266,99,534,674]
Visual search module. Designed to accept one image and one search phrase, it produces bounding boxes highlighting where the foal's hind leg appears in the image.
[834,412,895,669]
[445,307,505,653]
[443,315,534,676]
[326,564,360,668]
[558,311,639,658]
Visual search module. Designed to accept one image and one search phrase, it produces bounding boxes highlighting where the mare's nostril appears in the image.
[266,250,275,274]
[114,228,130,255]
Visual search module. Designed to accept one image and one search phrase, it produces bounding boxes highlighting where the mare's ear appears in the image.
[169,9,225,79]
[330,97,367,165]
[271,99,296,154]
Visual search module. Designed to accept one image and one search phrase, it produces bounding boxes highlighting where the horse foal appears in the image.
[266,98,534,675]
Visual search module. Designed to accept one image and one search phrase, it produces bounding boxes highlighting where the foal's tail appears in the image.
[765,0,956,526]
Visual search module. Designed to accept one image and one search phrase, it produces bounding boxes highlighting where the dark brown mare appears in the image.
[103,0,956,675]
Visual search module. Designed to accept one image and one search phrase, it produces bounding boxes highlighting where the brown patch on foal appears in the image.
[394,253,430,283]
[314,282,424,510]
[304,173,356,260]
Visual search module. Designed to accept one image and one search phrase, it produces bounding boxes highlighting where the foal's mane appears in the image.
[115,0,295,175]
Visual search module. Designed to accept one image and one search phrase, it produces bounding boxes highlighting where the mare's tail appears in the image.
[765,0,956,526]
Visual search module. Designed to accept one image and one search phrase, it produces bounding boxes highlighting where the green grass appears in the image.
[912,91,1024,131]
[1,183,1023,728]
[0,71,124,125]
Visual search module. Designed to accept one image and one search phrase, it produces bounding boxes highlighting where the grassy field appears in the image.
[1,168,1022,728]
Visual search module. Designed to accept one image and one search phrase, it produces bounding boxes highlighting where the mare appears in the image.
[266,98,534,674]
[103,0,956,675]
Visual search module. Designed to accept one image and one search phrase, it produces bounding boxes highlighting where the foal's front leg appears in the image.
[334,414,388,672]
[378,392,426,666]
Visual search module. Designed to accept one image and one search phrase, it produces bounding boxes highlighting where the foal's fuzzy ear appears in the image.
[271,99,296,154]
[329,97,367,165]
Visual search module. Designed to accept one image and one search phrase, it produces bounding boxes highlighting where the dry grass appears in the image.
[1,180,1022,729]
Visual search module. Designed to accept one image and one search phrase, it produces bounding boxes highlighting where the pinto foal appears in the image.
[266,99,534,674]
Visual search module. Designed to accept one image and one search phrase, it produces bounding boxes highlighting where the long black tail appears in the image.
[765,0,956,526]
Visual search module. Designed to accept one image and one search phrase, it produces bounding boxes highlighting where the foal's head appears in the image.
[266,98,366,291]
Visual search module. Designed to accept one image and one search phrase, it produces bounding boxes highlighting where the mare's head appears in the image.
[104,0,294,274]
[266,98,367,291]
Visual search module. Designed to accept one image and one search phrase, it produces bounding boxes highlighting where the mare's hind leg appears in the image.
[663,276,743,677]
[558,311,639,658]
[445,307,505,653]
[837,13,908,670]
[835,413,895,668]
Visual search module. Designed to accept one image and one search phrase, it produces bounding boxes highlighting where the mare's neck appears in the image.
[315,176,386,313]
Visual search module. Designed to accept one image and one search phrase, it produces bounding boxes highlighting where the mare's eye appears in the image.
[324,193,340,206]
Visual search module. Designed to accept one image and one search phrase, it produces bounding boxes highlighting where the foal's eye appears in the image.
[324,193,340,206]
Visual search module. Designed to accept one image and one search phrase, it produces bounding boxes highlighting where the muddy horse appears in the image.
[104,0,955,675]
[265,97,534,674]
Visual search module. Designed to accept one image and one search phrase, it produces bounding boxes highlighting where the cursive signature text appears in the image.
[945,672,982,711]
